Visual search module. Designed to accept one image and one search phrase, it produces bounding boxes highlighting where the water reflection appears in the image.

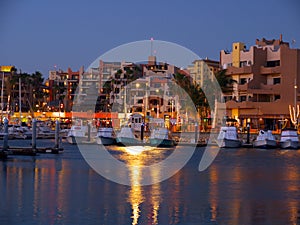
[1,144,300,225]
[207,149,300,225]
[125,146,162,225]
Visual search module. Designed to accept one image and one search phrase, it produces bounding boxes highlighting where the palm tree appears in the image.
[214,69,236,97]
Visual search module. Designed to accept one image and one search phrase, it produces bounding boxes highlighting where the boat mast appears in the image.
[19,76,22,125]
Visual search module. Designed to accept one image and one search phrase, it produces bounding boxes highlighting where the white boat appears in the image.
[279,129,299,149]
[9,125,32,139]
[67,121,98,144]
[36,122,55,139]
[253,130,277,149]
[216,126,242,148]
[149,127,175,147]
[116,126,142,146]
[96,127,115,145]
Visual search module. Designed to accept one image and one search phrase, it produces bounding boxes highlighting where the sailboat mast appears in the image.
[19,77,22,125]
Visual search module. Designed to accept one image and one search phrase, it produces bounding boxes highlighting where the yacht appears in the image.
[149,127,175,147]
[96,127,115,145]
[279,129,299,149]
[253,130,277,149]
[216,126,242,148]
[116,126,142,146]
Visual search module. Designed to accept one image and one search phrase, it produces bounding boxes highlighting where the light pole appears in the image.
[1,71,4,123]
[0,66,14,123]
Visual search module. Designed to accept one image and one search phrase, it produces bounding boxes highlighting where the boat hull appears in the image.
[116,137,142,146]
[96,136,116,145]
[67,136,95,144]
[217,138,242,148]
[280,140,299,150]
[149,138,175,147]
[253,139,277,149]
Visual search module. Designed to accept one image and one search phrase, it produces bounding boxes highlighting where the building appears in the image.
[220,35,300,131]
[48,67,83,112]
[187,58,220,86]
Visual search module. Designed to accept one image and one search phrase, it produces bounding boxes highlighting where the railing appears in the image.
[260,66,281,74]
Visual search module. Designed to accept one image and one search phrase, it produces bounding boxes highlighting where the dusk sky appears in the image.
[0,0,299,78]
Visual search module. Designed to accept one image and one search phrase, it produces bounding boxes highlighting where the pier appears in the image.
[0,119,63,158]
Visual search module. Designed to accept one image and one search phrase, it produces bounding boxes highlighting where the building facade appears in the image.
[220,35,300,131]
[187,58,220,87]
[48,67,83,112]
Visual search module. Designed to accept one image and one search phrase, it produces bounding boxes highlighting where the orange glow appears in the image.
[0,65,14,72]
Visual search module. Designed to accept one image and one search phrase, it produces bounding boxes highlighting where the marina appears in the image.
[1,138,300,224]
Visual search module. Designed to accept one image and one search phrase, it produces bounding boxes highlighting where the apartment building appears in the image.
[220,35,300,130]
[48,67,83,112]
[187,58,220,86]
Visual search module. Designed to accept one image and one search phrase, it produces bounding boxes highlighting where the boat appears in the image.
[96,127,116,145]
[116,126,142,146]
[149,127,175,147]
[66,125,97,144]
[216,126,242,148]
[253,130,277,149]
[36,121,55,139]
[279,129,299,149]
[9,125,32,139]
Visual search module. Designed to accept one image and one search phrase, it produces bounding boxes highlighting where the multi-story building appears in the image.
[220,35,300,131]
[48,67,83,112]
[187,58,220,86]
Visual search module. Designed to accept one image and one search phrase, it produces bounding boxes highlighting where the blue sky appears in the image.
[0,0,299,78]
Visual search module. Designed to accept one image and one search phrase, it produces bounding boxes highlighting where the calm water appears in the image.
[1,139,300,225]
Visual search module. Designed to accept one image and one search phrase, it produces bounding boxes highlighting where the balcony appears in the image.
[226,65,253,75]
[238,83,249,91]
[260,66,281,75]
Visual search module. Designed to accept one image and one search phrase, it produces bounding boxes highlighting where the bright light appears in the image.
[124,146,144,155]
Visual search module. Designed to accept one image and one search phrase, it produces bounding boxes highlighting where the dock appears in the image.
[0,119,64,158]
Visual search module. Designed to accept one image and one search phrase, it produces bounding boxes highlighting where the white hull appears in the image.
[67,136,95,144]
[217,138,242,148]
[280,140,299,149]
[253,139,277,149]
[116,137,142,146]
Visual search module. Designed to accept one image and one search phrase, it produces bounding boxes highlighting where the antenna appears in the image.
[150,37,154,56]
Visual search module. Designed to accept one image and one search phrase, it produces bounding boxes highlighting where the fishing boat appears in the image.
[149,127,175,147]
[216,126,242,148]
[116,126,142,146]
[96,127,115,145]
[279,129,299,149]
[253,130,277,149]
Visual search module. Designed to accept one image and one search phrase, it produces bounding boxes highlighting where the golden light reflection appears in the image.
[288,201,299,225]
[128,157,144,225]
[126,146,162,225]
[209,166,218,222]
[125,146,145,156]
[150,166,161,225]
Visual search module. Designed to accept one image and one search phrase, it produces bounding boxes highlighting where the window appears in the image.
[275,95,281,100]
[240,78,247,84]
[266,60,280,67]
[239,61,247,67]
[240,96,247,102]
[273,77,281,84]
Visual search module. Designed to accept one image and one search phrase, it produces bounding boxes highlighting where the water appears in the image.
[1,139,300,225]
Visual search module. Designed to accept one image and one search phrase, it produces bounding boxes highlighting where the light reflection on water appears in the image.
[122,145,162,225]
[0,139,300,224]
